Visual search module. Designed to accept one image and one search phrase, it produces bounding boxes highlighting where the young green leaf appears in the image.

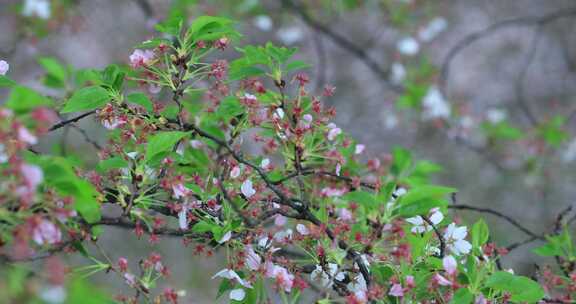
[62,86,110,113]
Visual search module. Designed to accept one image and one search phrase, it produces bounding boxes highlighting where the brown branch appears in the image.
[448,204,542,240]
[49,110,96,132]
[281,0,403,94]
[421,215,446,258]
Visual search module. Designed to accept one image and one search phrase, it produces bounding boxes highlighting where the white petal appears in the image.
[230,288,245,301]
[429,210,444,225]
[218,231,232,244]
[241,180,256,198]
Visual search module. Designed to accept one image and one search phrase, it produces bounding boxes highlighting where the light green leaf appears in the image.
[126,92,154,112]
[485,271,544,303]
[145,131,188,162]
[6,85,52,113]
[62,86,110,113]
[471,219,490,249]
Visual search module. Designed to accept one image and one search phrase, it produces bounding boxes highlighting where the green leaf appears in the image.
[38,57,67,87]
[187,16,234,40]
[396,185,455,217]
[126,92,154,112]
[67,279,114,304]
[62,86,110,113]
[450,289,473,304]
[34,156,101,223]
[145,131,188,162]
[5,85,52,113]
[343,191,377,209]
[0,75,16,87]
[285,60,311,72]
[482,121,523,141]
[485,271,544,303]
[96,157,128,172]
[216,96,244,120]
[372,264,394,284]
[471,219,490,249]
[391,146,412,176]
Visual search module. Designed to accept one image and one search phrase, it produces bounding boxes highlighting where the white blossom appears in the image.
[418,17,448,42]
[310,263,345,288]
[422,86,450,119]
[397,37,420,56]
[277,26,304,45]
[0,60,9,76]
[229,288,245,301]
[253,15,273,31]
[241,179,256,198]
[405,208,444,234]
[212,269,252,288]
[22,0,51,19]
[444,223,472,255]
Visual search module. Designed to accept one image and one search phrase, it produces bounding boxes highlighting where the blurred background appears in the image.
[2,0,576,302]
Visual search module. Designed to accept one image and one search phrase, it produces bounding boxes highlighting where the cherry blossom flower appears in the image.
[260,158,271,170]
[475,294,488,304]
[20,164,43,191]
[302,114,313,128]
[212,269,252,288]
[0,145,9,163]
[443,255,457,275]
[218,231,232,244]
[22,0,51,20]
[337,208,353,222]
[422,86,450,119]
[39,285,66,303]
[296,224,309,235]
[397,37,420,56]
[486,108,507,124]
[444,223,472,255]
[273,229,293,242]
[355,144,365,155]
[190,140,203,149]
[241,179,256,198]
[418,17,448,42]
[391,62,406,84]
[434,273,452,286]
[124,273,137,286]
[33,220,62,245]
[102,116,128,130]
[229,288,245,301]
[265,263,294,293]
[405,208,443,233]
[327,123,342,141]
[276,26,303,45]
[172,183,191,199]
[178,205,189,230]
[253,15,273,31]
[320,187,347,197]
[389,283,404,297]
[274,214,287,226]
[347,275,368,303]
[18,126,38,145]
[129,49,155,68]
[245,245,261,271]
[0,60,9,75]
[310,263,344,288]
[230,166,241,179]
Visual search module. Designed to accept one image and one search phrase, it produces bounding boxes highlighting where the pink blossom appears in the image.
[18,126,38,145]
[337,208,353,221]
[245,245,261,271]
[172,183,190,198]
[274,214,287,226]
[148,84,161,94]
[230,166,241,179]
[296,224,309,235]
[475,294,488,304]
[355,144,365,155]
[433,273,452,286]
[405,275,415,288]
[20,164,43,190]
[326,123,342,141]
[389,283,404,297]
[0,60,9,75]
[33,220,62,245]
[129,49,155,68]
[102,116,128,130]
[265,263,294,293]
[443,255,457,275]
[321,187,347,197]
